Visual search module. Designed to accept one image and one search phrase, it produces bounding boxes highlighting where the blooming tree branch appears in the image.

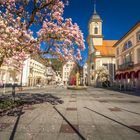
[0,0,85,68]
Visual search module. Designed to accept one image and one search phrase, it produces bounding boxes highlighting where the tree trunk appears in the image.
[0,59,3,67]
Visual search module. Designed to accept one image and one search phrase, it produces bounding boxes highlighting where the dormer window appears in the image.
[123,40,132,51]
[94,27,98,34]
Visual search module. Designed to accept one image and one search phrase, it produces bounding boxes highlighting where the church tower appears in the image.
[88,3,103,46]
[87,1,103,86]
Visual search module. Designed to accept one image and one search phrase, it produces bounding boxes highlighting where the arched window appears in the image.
[127,41,132,48]
[94,27,98,34]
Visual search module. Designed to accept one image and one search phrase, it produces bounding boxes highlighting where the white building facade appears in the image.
[83,63,88,85]
[22,56,48,86]
[0,65,21,87]
[62,61,75,85]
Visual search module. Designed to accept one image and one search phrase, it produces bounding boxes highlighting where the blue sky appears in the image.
[63,0,140,65]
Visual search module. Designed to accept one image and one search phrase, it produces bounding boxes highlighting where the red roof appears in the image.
[95,40,118,56]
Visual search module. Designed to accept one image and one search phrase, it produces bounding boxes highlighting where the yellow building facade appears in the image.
[114,21,140,90]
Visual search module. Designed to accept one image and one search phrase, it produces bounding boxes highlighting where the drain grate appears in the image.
[60,124,79,133]
[0,123,11,131]
[130,125,140,132]
[109,107,121,112]
[66,107,77,111]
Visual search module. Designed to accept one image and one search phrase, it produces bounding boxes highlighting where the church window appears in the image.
[94,27,98,34]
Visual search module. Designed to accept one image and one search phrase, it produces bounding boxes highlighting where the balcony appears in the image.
[118,61,134,71]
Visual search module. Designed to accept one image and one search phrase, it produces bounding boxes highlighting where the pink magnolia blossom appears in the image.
[0,0,85,68]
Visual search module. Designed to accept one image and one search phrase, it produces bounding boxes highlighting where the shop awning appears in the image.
[130,71,136,79]
[123,72,130,79]
[135,70,140,78]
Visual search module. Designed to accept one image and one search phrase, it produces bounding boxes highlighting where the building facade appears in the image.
[0,65,21,87]
[87,4,117,86]
[83,63,88,85]
[62,61,75,85]
[114,21,140,90]
[45,65,56,85]
[22,55,49,86]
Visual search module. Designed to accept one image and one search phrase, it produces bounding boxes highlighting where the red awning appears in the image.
[135,70,140,78]
[118,73,123,80]
[130,71,136,79]
[115,74,119,80]
[123,72,130,79]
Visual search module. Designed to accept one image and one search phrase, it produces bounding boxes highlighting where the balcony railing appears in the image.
[118,61,134,71]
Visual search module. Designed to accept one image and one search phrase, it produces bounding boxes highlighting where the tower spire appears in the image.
[94,0,97,14]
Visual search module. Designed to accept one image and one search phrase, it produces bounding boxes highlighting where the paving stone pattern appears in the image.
[0,86,140,140]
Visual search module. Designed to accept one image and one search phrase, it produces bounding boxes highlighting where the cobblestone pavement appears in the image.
[0,86,140,140]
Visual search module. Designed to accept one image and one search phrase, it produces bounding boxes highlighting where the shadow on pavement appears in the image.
[0,93,64,116]
[16,92,64,105]
[9,107,24,140]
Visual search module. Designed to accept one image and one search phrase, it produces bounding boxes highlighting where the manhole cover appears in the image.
[66,108,77,111]
[60,124,79,133]
[0,123,11,131]
[109,107,121,112]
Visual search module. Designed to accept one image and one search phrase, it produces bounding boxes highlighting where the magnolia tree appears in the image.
[96,66,109,83]
[0,0,85,68]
